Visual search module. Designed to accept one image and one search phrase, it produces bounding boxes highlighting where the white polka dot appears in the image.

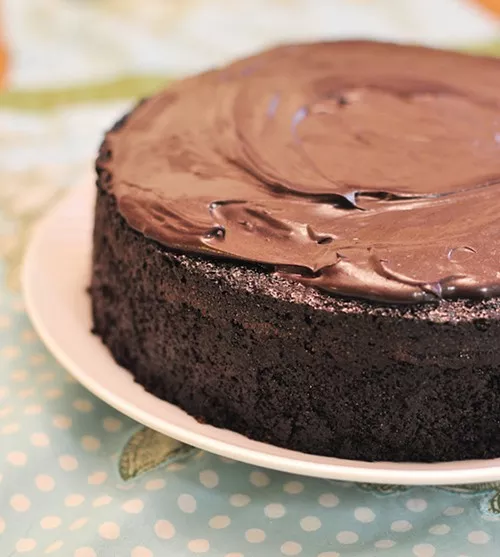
[21,329,36,342]
[443,506,464,516]
[245,529,266,543]
[88,471,107,485]
[188,539,210,553]
[336,531,359,545]
[209,515,231,529]
[391,520,413,532]
[16,538,36,553]
[2,422,20,434]
[10,494,31,512]
[155,520,175,539]
[41,516,61,529]
[7,451,27,466]
[413,543,436,557]
[354,507,376,523]
[12,299,25,312]
[283,481,304,494]
[24,404,42,415]
[122,499,144,513]
[0,406,13,417]
[44,388,62,399]
[30,353,46,365]
[178,493,197,513]
[52,415,72,429]
[73,399,94,412]
[265,503,286,519]
[38,372,56,383]
[406,498,428,512]
[74,548,96,557]
[375,540,396,549]
[145,479,165,491]
[468,530,490,544]
[0,315,10,328]
[250,470,270,487]
[70,518,89,531]
[131,547,153,557]
[429,524,451,535]
[36,474,55,491]
[31,432,50,447]
[317,553,340,557]
[65,494,85,507]
[300,516,321,531]
[81,435,100,451]
[11,369,28,382]
[0,517,5,533]
[18,388,35,399]
[2,346,20,359]
[281,542,302,555]
[59,455,78,471]
[167,462,186,471]
[199,469,219,488]
[318,493,339,508]
[103,417,122,432]
[99,522,120,540]
[44,540,64,554]
[230,493,251,507]
[93,495,112,507]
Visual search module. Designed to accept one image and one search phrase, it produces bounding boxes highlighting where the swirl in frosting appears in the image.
[101,41,500,303]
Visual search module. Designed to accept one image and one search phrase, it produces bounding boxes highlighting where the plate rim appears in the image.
[22,183,500,485]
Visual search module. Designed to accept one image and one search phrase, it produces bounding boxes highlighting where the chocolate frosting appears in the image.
[103,41,500,304]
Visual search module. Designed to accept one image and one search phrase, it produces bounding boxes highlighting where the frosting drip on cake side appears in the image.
[101,41,500,303]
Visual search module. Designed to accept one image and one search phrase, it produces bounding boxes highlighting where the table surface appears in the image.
[2,1,500,555]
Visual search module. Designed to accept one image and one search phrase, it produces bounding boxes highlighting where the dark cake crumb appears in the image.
[91,184,500,463]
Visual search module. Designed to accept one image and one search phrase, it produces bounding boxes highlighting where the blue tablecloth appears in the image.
[3,1,500,554]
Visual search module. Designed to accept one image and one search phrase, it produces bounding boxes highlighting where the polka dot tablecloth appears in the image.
[3,1,500,555]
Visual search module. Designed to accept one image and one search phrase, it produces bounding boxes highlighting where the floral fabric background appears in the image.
[2,1,500,555]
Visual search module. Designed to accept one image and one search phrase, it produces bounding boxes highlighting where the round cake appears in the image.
[91,41,500,463]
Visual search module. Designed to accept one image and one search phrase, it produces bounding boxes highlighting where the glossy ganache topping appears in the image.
[104,41,500,303]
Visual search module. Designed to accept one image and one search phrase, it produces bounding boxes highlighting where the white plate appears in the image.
[22,184,500,485]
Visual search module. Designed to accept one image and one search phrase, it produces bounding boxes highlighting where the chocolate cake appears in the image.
[91,41,500,463]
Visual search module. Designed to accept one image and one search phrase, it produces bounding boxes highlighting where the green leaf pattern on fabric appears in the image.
[359,480,500,518]
[358,483,410,496]
[488,491,500,514]
[119,427,199,480]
